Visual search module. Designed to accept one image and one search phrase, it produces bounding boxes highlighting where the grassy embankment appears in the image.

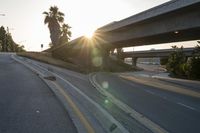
[17,51,136,73]
[17,52,85,73]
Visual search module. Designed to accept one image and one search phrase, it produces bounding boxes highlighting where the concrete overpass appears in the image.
[94,0,200,48]
[122,48,194,58]
[120,47,194,66]
[52,0,200,68]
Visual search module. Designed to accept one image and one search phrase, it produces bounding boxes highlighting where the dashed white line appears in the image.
[177,102,196,111]
[145,90,156,95]
[144,88,198,112]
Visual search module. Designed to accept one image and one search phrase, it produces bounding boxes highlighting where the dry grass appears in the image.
[17,52,85,73]
[17,52,137,73]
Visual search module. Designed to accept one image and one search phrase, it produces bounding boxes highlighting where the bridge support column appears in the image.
[132,57,137,67]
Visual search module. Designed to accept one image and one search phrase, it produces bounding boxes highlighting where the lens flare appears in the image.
[84,30,94,39]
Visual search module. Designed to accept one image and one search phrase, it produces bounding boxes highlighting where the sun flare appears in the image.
[84,30,94,39]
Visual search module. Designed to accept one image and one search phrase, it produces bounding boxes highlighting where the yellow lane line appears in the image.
[12,55,95,132]
[120,75,200,98]
[52,81,95,133]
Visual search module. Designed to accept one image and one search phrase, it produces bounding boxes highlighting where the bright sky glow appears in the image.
[1,0,197,51]
[84,29,94,39]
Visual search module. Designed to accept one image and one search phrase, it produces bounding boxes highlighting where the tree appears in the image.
[5,32,15,52]
[166,46,187,77]
[59,23,71,45]
[187,45,200,79]
[160,57,168,65]
[0,40,2,51]
[0,26,6,51]
[165,43,200,79]
[43,6,64,46]
[0,25,25,52]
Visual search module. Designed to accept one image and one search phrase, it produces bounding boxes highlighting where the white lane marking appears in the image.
[91,73,169,133]
[144,90,169,100]
[122,79,170,101]
[145,89,198,112]
[121,76,199,112]
[177,102,196,111]
[36,110,40,113]
[145,90,156,95]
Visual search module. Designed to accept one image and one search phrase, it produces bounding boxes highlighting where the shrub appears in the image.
[187,45,200,79]
[166,46,187,77]
[160,57,168,65]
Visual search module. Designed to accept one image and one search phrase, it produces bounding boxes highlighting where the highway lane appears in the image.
[0,54,77,133]
[120,73,200,111]
[95,72,200,133]
[156,78,200,93]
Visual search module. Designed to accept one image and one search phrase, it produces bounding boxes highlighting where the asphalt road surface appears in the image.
[0,54,77,133]
[2,53,200,133]
[95,72,200,133]
[20,55,152,133]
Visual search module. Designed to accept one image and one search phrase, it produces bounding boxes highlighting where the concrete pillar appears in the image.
[132,57,137,67]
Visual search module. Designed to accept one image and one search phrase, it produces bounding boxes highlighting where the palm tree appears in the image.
[43,6,64,46]
[59,23,72,44]
[0,26,8,52]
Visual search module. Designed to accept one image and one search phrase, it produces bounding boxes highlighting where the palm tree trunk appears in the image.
[49,22,61,46]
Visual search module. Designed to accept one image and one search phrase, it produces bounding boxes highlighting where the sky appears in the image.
[0,0,198,51]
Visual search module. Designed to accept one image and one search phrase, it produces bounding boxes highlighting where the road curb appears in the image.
[89,72,169,133]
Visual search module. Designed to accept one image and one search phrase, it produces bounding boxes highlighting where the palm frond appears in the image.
[58,17,64,23]
[67,31,72,37]
[43,11,49,15]
[58,11,65,17]
[50,6,58,15]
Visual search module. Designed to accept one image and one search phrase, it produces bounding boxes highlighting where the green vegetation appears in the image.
[166,44,200,80]
[166,46,187,77]
[0,26,25,52]
[160,57,168,65]
[187,44,200,79]
[43,6,71,47]
[59,24,72,45]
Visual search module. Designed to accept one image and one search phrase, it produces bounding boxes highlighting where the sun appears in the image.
[84,30,94,39]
